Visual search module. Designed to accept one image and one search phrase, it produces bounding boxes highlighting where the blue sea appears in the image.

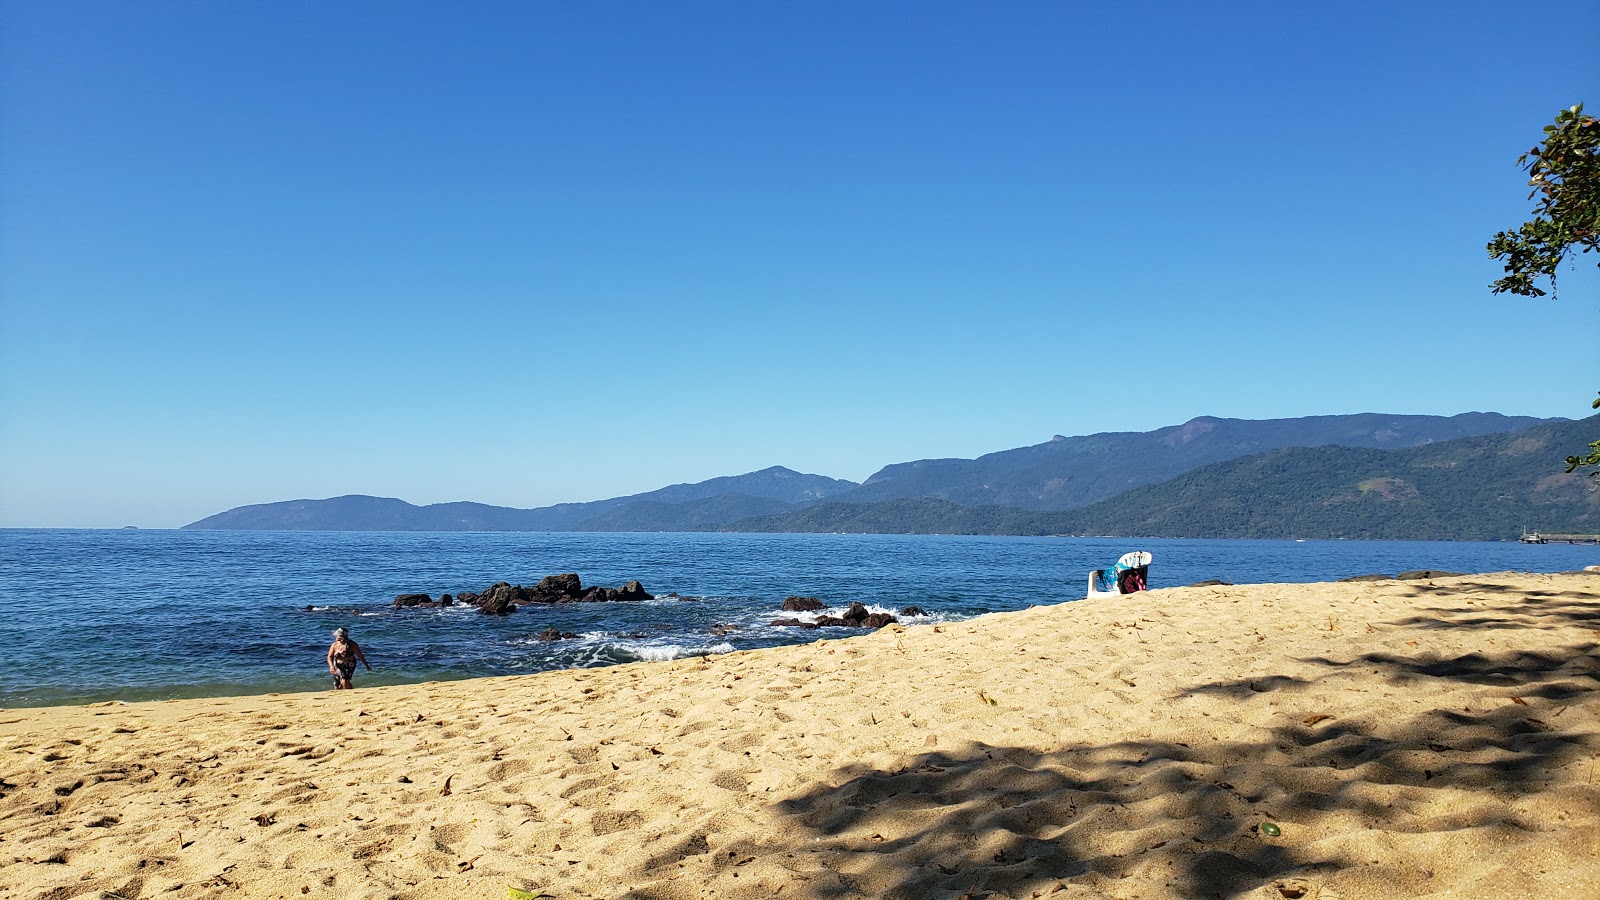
[1,529,1594,708]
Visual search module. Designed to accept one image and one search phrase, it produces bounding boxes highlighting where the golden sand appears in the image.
[2,572,1597,899]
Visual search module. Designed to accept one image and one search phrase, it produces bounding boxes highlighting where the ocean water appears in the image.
[1,529,1594,708]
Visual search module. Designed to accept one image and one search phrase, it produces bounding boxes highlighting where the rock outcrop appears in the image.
[397,574,656,616]
[534,574,583,599]
[473,583,526,615]
[769,618,817,629]
[392,593,453,609]
[770,600,899,630]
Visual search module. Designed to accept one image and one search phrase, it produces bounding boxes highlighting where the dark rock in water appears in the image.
[576,583,652,602]
[1397,570,1464,580]
[1338,574,1395,582]
[401,574,656,616]
[477,597,516,616]
[782,596,826,612]
[521,574,651,604]
[535,627,578,641]
[394,593,457,609]
[475,582,527,615]
[1187,580,1233,588]
[711,624,741,635]
[770,618,818,628]
[773,604,896,629]
[899,605,928,617]
[534,573,584,600]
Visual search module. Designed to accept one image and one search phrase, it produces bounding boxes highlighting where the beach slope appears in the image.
[2,572,1596,899]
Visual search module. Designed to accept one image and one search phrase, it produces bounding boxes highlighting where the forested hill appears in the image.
[183,412,1568,535]
[720,416,1600,541]
[843,412,1557,511]
[183,467,856,531]
[1052,415,1599,540]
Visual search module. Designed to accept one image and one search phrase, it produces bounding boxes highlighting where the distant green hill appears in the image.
[182,412,1574,536]
[573,493,798,531]
[720,416,1600,540]
[720,497,1061,535]
[844,412,1557,511]
[1054,415,1599,540]
[183,466,856,531]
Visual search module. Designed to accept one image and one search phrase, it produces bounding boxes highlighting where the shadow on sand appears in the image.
[646,578,1600,899]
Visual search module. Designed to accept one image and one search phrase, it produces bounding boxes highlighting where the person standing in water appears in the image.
[326,627,371,689]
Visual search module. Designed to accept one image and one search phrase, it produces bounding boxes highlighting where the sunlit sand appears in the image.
[2,572,1596,899]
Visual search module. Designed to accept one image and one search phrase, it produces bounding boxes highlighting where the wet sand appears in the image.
[2,571,1597,899]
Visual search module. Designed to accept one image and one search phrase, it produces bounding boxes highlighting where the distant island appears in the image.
[184,412,1599,541]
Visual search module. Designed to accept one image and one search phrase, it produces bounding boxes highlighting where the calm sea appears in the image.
[1,529,1593,708]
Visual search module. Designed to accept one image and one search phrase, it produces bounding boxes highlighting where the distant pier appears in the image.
[1530,533,1600,545]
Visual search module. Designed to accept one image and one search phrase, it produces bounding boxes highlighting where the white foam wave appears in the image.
[641,594,703,605]
[772,603,902,624]
[626,642,735,662]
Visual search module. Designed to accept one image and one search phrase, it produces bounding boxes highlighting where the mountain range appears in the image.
[184,466,856,531]
[725,417,1600,541]
[184,412,1597,540]
[844,412,1553,510]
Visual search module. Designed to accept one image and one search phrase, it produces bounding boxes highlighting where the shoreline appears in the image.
[3,571,1597,898]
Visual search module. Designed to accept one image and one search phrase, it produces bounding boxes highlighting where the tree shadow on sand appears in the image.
[1376,577,1600,633]
[672,583,1599,900]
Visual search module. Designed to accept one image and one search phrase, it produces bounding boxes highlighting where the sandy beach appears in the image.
[2,571,1596,899]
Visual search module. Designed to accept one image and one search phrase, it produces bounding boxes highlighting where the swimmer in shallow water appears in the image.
[326,627,371,690]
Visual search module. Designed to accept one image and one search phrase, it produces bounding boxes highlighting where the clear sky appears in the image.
[2,1,1596,528]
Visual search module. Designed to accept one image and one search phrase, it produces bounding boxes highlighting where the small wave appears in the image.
[505,630,613,647]
[641,593,704,605]
[616,642,735,662]
[770,603,902,624]
[760,603,962,630]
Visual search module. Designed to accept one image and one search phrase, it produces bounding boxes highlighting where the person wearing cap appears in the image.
[326,627,371,689]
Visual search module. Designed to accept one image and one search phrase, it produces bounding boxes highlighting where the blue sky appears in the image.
[2,1,1596,528]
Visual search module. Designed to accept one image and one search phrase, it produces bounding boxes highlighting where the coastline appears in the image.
[9,529,1600,711]
[3,571,1597,899]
